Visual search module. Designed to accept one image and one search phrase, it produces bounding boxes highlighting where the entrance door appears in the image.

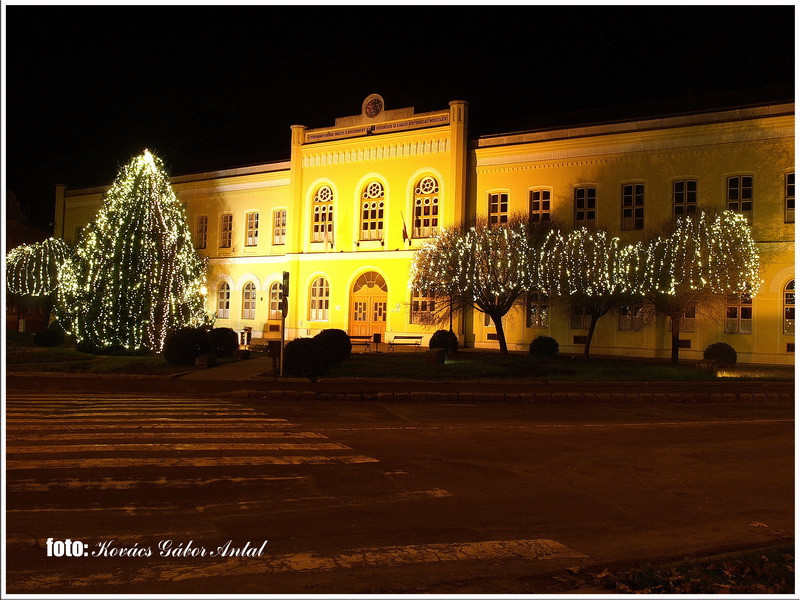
[349,272,388,339]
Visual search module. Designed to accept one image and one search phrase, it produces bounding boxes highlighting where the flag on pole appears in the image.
[400,211,409,244]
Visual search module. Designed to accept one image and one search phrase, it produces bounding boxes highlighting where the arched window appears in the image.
[242,282,256,320]
[309,277,330,321]
[312,186,334,243]
[269,282,283,320]
[784,280,794,335]
[217,282,230,319]
[360,182,385,241]
[413,176,439,238]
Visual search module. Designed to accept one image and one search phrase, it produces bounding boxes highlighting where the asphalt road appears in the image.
[5,392,794,594]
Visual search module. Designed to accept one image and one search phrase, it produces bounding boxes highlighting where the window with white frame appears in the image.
[269,282,283,320]
[217,282,230,319]
[785,172,794,224]
[413,176,439,238]
[273,209,287,245]
[526,291,549,328]
[727,176,753,223]
[529,189,551,223]
[220,214,233,248]
[784,280,794,335]
[488,192,508,226]
[574,186,596,225]
[725,293,752,334]
[242,282,256,319]
[673,180,697,217]
[309,277,330,321]
[196,216,208,249]
[312,186,334,243]
[410,290,436,324]
[570,304,592,330]
[360,182,385,241]
[681,304,697,333]
[618,303,643,331]
[621,183,645,230]
[245,212,259,247]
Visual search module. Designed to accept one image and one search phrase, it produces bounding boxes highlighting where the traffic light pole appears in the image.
[279,271,289,378]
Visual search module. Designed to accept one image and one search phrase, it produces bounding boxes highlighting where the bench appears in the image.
[388,335,423,351]
[348,335,372,352]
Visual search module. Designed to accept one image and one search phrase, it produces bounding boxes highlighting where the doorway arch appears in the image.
[349,271,388,338]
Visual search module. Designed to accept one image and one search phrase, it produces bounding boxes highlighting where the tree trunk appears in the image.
[490,313,508,355]
[670,313,681,365]
[584,314,599,358]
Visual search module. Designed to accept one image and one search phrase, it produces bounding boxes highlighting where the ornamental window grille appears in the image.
[269,282,283,320]
[245,212,259,247]
[312,186,334,243]
[621,183,645,230]
[784,280,795,335]
[526,291,549,328]
[217,282,230,319]
[529,189,551,223]
[413,177,439,238]
[309,277,330,321]
[570,304,592,330]
[574,186,597,225]
[618,303,644,331]
[196,216,208,249]
[727,175,753,223]
[410,290,436,324]
[786,172,795,224]
[681,304,697,333]
[360,182,385,241]
[220,214,233,248]
[242,282,256,319]
[273,209,287,245]
[725,293,753,334]
[673,180,697,217]
[488,192,508,226]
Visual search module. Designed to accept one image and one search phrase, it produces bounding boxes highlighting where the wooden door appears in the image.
[349,272,388,338]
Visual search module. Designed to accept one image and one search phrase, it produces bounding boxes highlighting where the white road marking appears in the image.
[6,422,297,431]
[8,474,309,492]
[7,455,380,470]
[6,442,352,454]
[6,431,326,441]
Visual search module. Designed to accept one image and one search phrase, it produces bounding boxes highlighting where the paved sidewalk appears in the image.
[175,356,275,380]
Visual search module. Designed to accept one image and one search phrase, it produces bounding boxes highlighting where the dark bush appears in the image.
[429,329,459,353]
[314,328,352,366]
[283,337,331,378]
[209,327,239,357]
[703,342,737,366]
[529,335,559,357]
[34,327,64,347]
[75,339,98,354]
[164,327,210,365]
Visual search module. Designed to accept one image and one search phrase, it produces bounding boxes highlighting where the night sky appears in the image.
[6,5,794,230]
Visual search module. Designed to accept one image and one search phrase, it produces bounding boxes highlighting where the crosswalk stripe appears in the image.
[8,474,308,492]
[6,423,298,431]
[7,413,273,419]
[7,418,289,425]
[7,455,380,469]
[6,431,326,441]
[6,442,352,453]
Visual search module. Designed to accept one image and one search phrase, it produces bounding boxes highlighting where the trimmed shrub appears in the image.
[429,329,459,353]
[703,342,737,366]
[75,339,99,354]
[283,337,331,378]
[314,328,352,366]
[209,327,239,357]
[164,327,210,365]
[34,327,64,347]
[529,335,559,357]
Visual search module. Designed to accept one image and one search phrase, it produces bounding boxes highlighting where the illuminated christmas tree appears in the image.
[6,237,72,297]
[57,150,207,352]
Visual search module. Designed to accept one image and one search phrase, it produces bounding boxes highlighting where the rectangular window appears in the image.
[673,180,697,217]
[621,183,645,230]
[529,189,551,223]
[220,214,233,248]
[413,197,439,238]
[574,186,596,225]
[410,291,436,324]
[570,304,592,330]
[681,305,697,333]
[196,216,208,249]
[727,176,753,223]
[488,193,508,226]
[526,291,549,328]
[273,209,287,245]
[725,294,752,334]
[245,212,259,247]
[618,304,643,331]
[786,172,794,224]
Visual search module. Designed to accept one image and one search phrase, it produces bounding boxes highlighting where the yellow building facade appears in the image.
[54,97,795,364]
